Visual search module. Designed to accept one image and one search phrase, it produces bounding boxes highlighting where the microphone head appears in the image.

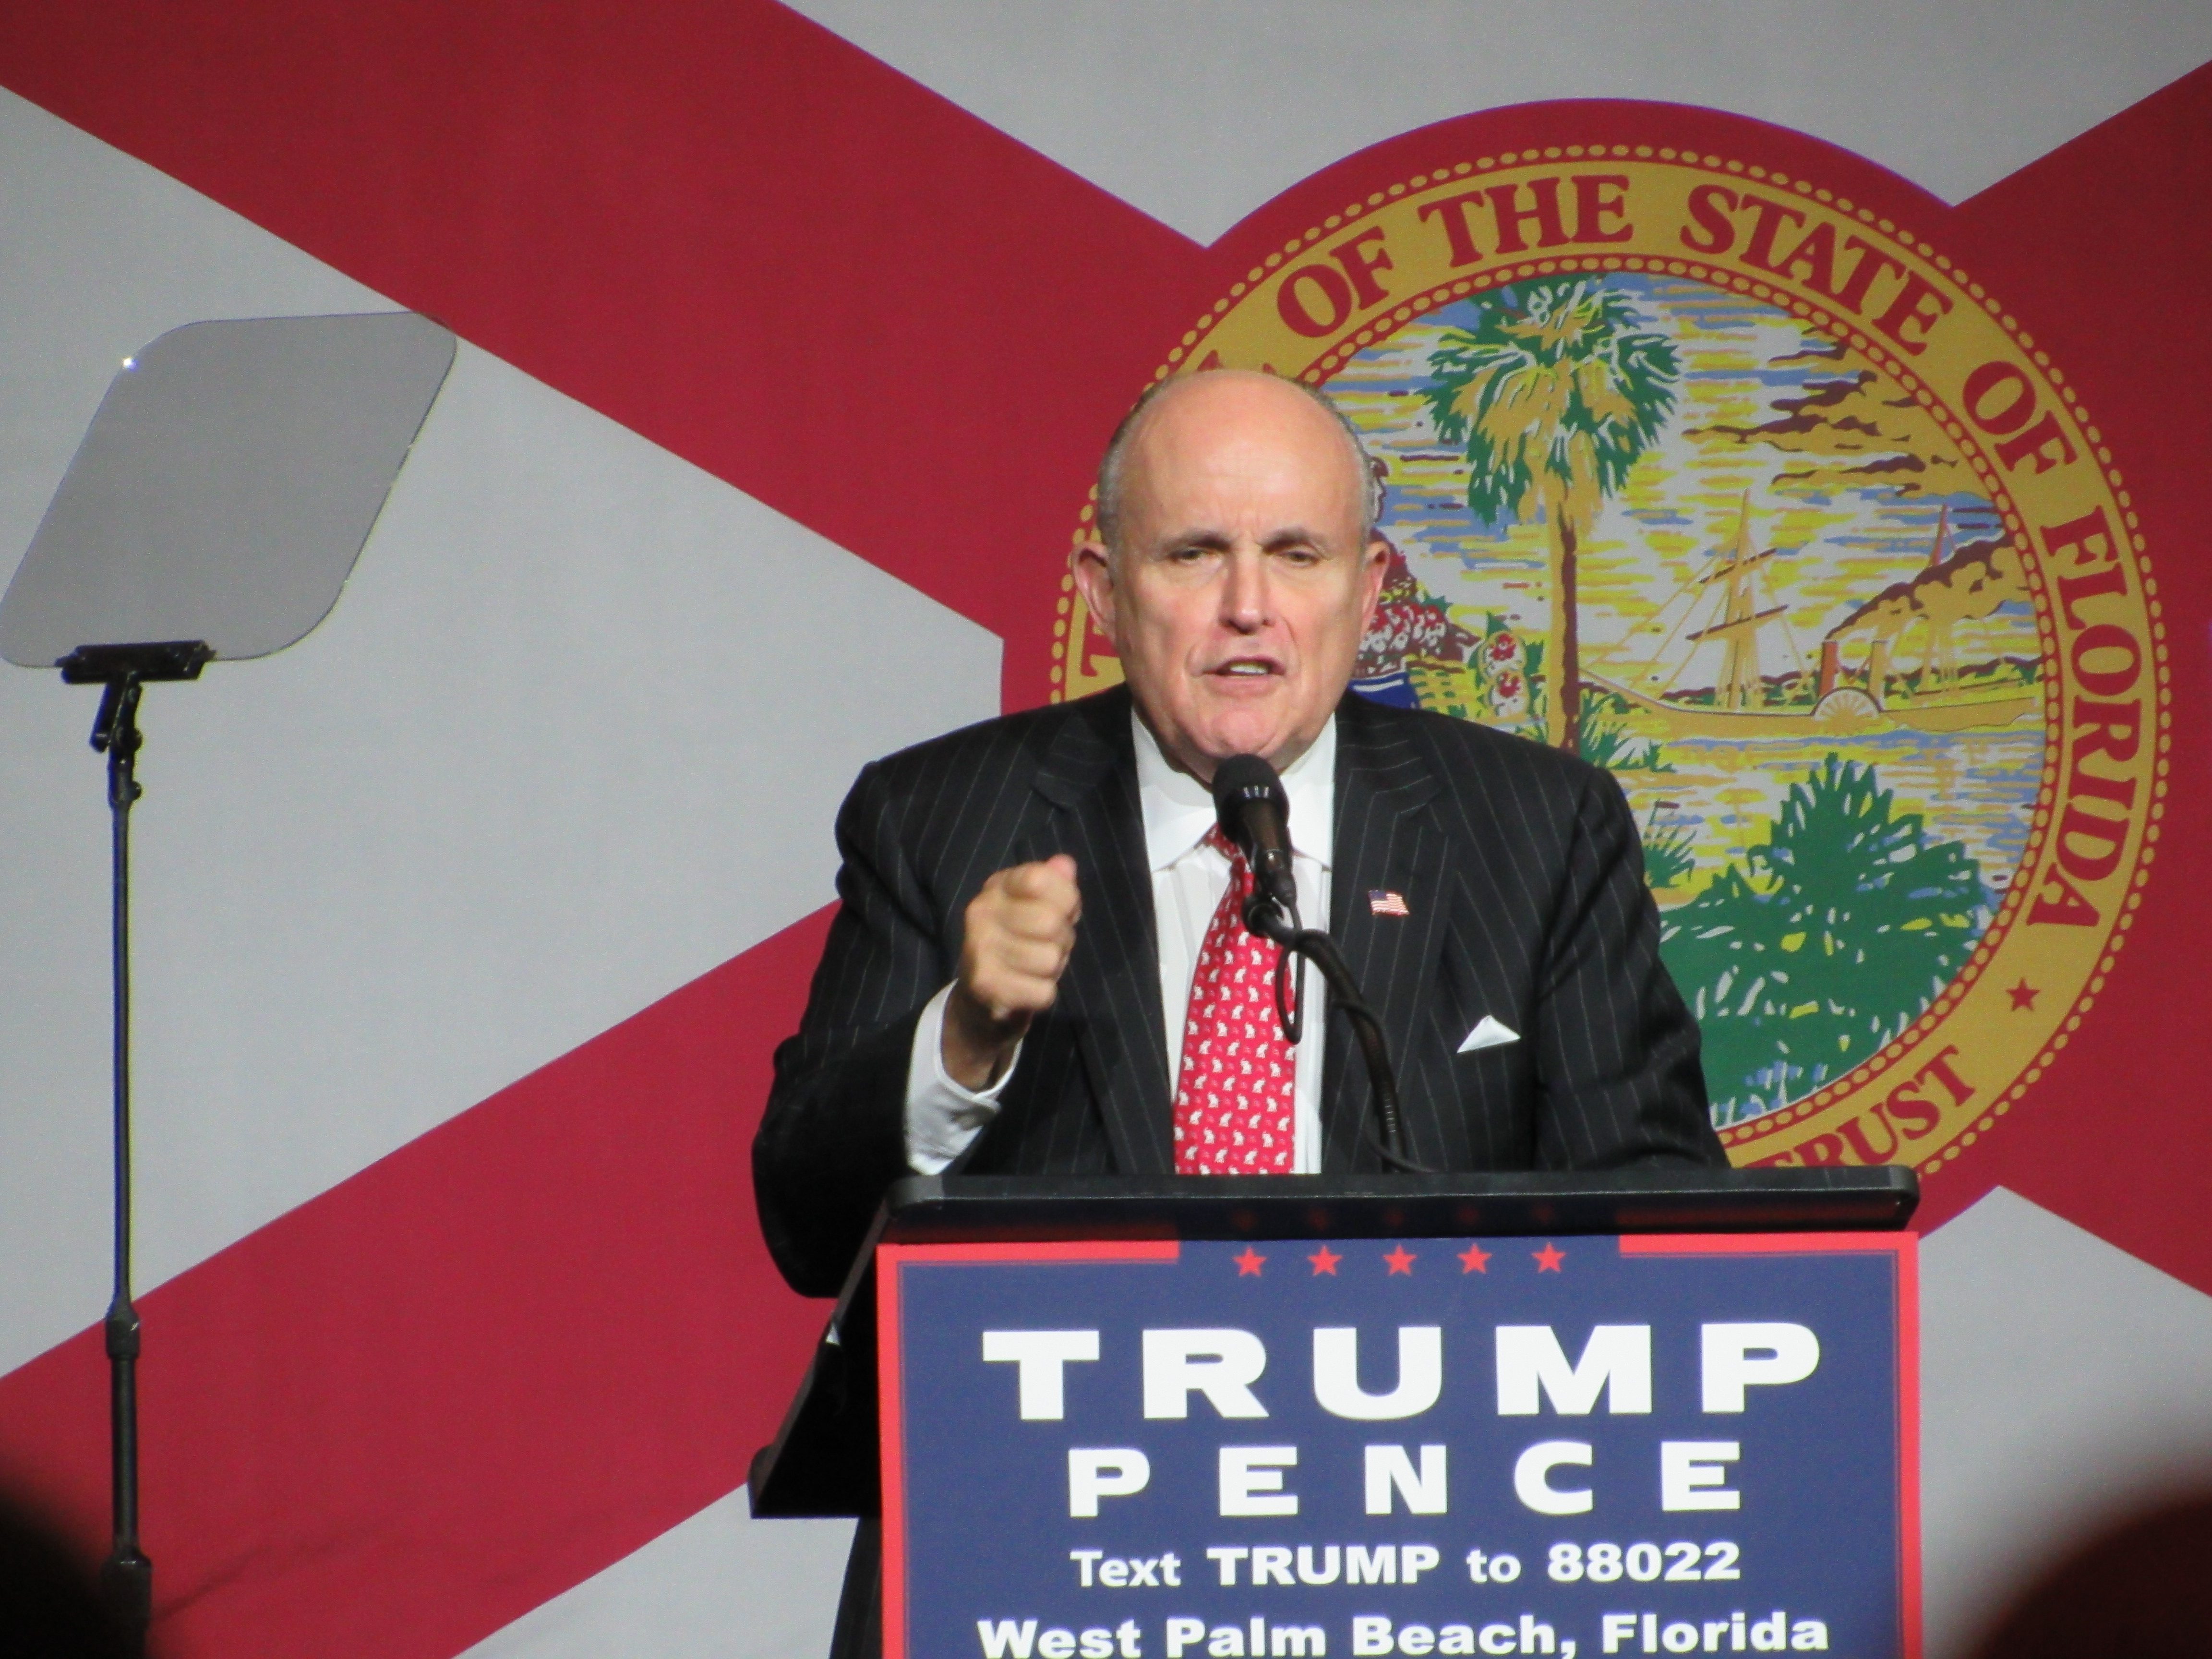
[1212,753,1288,842]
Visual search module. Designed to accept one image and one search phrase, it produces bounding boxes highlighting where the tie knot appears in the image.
[1204,824,1258,902]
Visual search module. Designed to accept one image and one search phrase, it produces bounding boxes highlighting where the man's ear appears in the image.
[1071,537,1117,637]
[1358,535,1391,624]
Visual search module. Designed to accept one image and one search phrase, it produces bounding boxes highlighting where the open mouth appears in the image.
[1210,658,1281,678]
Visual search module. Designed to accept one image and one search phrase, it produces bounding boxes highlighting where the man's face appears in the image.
[1072,373,1389,783]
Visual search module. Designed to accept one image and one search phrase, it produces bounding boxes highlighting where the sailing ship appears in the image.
[1584,495,2040,738]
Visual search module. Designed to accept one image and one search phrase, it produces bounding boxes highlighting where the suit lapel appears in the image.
[1322,696,1447,1169]
[1034,690,1176,1174]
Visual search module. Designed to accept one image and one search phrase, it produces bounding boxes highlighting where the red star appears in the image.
[1532,1242,1566,1272]
[2008,978,2040,1010]
[1458,1242,1491,1274]
[1309,1246,1342,1276]
[1382,1245,1417,1276]
[1232,1247,1266,1277]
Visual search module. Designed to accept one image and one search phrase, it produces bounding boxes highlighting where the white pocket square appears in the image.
[1458,1016,1520,1053]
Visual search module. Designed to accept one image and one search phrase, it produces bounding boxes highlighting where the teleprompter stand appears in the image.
[1,313,456,1654]
[59,640,213,1641]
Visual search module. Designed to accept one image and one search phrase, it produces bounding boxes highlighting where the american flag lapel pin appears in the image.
[1368,889,1410,917]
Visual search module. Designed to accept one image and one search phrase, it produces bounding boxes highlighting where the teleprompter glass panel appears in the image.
[0,311,456,666]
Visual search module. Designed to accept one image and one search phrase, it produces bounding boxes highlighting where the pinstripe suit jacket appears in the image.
[753,685,1719,1295]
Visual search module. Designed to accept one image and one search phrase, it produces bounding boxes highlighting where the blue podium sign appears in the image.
[878,1234,1916,1659]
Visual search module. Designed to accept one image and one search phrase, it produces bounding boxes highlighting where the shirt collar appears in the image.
[1133,708,1336,874]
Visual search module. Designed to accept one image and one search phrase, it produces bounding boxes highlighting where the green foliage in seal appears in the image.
[1659,755,1987,1124]
[1579,690,1672,773]
[1421,278,1681,529]
[1640,819,1699,891]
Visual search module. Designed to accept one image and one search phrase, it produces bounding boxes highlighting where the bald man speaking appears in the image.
[754,370,1721,1297]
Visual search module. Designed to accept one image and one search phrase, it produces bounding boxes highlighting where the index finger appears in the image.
[1003,855,1081,912]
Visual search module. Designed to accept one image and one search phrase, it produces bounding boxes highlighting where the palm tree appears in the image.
[1423,280,1680,753]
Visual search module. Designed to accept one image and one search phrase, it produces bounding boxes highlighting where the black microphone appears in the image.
[1212,751,1421,1171]
[1212,753,1300,923]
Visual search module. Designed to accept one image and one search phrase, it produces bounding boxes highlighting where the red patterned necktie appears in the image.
[1173,826,1297,1175]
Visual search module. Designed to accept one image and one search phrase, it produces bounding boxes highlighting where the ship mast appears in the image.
[1685,491,1788,710]
[1918,504,1955,694]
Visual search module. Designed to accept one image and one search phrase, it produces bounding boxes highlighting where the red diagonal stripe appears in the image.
[1901,62,2212,1272]
[0,908,834,1659]
[0,0,1205,709]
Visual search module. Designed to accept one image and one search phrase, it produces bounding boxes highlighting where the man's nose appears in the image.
[1217,549,1272,632]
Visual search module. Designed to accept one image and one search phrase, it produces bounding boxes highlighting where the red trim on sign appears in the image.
[1617,1232,1916,1256]
[877,1248,910,1659]
[880,1240,1183,1267]
[1896,1234,1923,1659]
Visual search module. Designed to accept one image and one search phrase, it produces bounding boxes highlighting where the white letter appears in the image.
[1314,1327,1443,1419]
[1513,1441,1593,1515]
[1701,1324,1819,1412]
[1401,1544,1441,1584]
[1345,1546,1395,1586]
[1352,1618,1394,1657]
[984,1331,1101,1420]
[1168,1619,1207,1659]
[1660,1441,1740,1511]
[1069,1449,1150,1517]
[1496,1327,1651,1415]
[1145,1330,1269,1419]
[1602,1614,1638,1655]
[1220,1446,1299,1517]
[1364,1444,1447,1515]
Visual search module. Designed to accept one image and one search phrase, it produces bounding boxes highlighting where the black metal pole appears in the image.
[52,643,209,1659]
[92,671,152,1659]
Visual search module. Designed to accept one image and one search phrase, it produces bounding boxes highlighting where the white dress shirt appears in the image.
[904,713,1336,1175]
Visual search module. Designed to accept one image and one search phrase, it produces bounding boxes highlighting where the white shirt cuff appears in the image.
[904,983,1021,1175]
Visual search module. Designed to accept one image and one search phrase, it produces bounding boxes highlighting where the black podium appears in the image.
[754,1169,1919,1659]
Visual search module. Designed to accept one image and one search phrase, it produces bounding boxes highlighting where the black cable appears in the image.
[1272,936,1304,1047]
